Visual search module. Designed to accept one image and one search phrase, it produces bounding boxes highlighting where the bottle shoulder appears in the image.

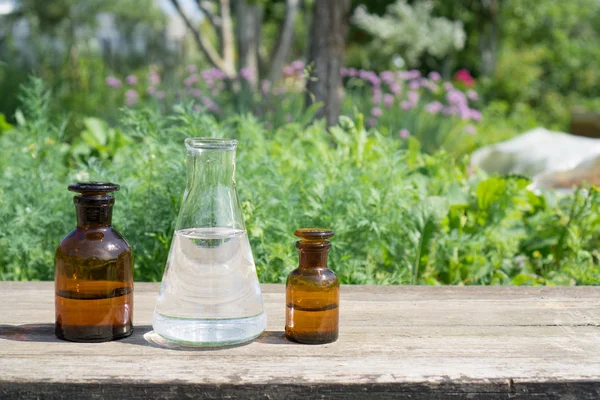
[57,227,132,260]
[286,267,339,288]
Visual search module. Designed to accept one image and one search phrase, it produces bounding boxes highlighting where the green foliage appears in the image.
[481,0,600,128]
[72,118,132,161]
[0,113,13,133]
[1,79,599,285]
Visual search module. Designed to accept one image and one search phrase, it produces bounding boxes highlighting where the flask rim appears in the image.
[185,137,238,150]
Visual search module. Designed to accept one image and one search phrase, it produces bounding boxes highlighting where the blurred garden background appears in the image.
[1,0,599,285]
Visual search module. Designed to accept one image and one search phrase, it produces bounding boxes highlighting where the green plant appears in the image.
[1,79,599,285]
[0,113,13,133]
[71,117,132,161]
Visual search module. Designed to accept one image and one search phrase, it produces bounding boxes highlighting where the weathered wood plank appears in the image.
[0,282,599,399]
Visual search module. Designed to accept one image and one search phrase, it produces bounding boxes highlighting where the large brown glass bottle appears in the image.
[55,182,133,342]
[285,229,339,344]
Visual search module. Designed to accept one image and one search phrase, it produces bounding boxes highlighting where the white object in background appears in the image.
[471,127,600,191]
[471,127,600,176]
[533,155,600,191]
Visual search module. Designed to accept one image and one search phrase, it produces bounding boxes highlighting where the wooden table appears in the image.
[0,282,599,399]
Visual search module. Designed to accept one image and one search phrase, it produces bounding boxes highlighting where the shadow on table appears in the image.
[0,324,59,343]
[0,324,291,349]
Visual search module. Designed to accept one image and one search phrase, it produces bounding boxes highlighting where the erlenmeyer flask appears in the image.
[152,138,266,346]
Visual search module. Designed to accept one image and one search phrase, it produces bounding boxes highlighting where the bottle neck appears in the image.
[297,242,331,269]
[177,144,244,231]
[74,197,114,229]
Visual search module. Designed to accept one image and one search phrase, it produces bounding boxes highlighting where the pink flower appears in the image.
[444,82,454,91]
[369,74,381,87]
[442,105,459,116]
[283,65,295,76]
[291,60,304,71]
[372,88,382,104]
[465,125,477,135]
[125,75,137,85]
[213,69,228,80]
[459,106,471,120]
[389,82,401,95]
[447,89,467,106]
[184,74,199,87]
[467,89,478,100]
[125,89,138,107]
[340,67,349,77]
[423,80,438,92]
[380,71,395,83]
[147,87,156,95]
[428,72,441,81]
[155,91,165,100]
[399,129,410,138]
[371,107,382,117]
[149,71,160,85]
[407,91,419,104]
[409,80,420,91]
[470,109,482,121]
[383,94,394,108]
[425,101,443,114]
[202,96,218,112]
[401,101,413,110]
[347,68,357,77]
[367,118,377,127]
[240,67,254,81]
[105,76,121,88]
[191,89,201,98]
[401,69,421,80]
[454,69,475,87]
[187,64,197,73]
[261,79,271,94]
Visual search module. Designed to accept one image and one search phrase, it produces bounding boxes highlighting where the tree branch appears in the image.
[169,0,226,73]
[195,0,221,32]
[218,0,235,76]
[268,0,300,83]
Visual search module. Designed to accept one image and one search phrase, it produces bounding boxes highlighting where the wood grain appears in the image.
[0,282,599,399]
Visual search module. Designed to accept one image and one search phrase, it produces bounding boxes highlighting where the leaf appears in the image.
[0,113,13,133]
[82,117,109,146]
[447,183,469,206]
[14,109,26,127]
[476,177,506,210]
[410,196,450,284]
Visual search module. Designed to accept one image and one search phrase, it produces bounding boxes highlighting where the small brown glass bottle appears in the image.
[285,228,339,344]
[55,182,133,342]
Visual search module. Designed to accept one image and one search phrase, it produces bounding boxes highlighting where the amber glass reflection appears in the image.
[285,229,339,344]
[55,182,133,342]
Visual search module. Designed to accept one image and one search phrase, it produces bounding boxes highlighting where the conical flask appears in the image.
[152,138,266,346]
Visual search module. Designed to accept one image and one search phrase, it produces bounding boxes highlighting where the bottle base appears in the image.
[55,324,133,343]
[284,331,338,344]
[152,312,267,347]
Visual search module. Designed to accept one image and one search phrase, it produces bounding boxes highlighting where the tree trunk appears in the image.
[236,0,263,88]
[268,0,300,84]
[218,0,236,77]
[305,0,350,127]
[479,0,499,77]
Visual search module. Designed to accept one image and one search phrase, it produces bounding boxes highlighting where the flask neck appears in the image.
[74,197,114,229]
[297,242,331,269]
[187,146,236,188]
[177,138,244,231]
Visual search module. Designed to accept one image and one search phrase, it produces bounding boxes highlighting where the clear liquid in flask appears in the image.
[152,227,266,346]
